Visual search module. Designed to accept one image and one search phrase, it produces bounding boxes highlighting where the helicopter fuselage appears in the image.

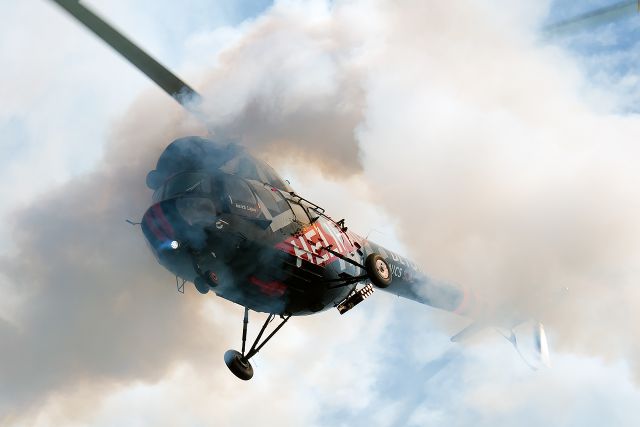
[140,137,469,316]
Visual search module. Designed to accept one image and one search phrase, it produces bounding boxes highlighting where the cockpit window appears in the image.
[152,187,163,203]
[164,172,210,199]
[289,201,310,225]
[151,137,292,193]
[223,176,260,217]
[249,182,291,217]
[220,152,290,192]
[237,157,261,182]
[253,158,290,192]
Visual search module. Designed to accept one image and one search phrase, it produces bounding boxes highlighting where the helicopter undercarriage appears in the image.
[221,251,391,380]
[224,308,292,380]
[224,281,378,380]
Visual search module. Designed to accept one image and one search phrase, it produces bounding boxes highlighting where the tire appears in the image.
[365,253,392,288]
[224,350,254,380]
[193,277,210,294]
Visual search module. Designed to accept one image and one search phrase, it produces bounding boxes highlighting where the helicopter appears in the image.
[49,0,627,380]
[139,134,471,380]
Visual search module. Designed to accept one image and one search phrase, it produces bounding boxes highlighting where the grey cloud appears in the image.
[0,2,372,412]
[357,0,640,379]
[0,0,371,418]
[0,96,230,416]
[192,3,367,176]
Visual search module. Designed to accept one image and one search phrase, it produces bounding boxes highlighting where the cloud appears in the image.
[0,79,385,425]
[192,0,370,176]
[0,94,218,416]
[354,0,640,373]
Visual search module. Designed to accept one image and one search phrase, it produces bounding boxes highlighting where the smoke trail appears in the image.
[356,0,640,378]
[0,93,228,415]
[192,0,368,176]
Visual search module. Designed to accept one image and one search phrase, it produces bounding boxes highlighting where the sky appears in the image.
[2,0,640,426]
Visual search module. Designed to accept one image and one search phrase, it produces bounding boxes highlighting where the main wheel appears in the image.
[193,277,210,294]
[224,350,254,380]
[365,253,392,288]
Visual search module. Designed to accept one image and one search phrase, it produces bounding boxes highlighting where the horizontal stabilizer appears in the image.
[450,320,487,342]
[451,319,551,370]
[499,321,551,370]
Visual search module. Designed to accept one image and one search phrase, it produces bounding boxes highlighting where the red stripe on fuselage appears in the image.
[152,204,175,238]
[249,276,287,297]
[144,210,166,241]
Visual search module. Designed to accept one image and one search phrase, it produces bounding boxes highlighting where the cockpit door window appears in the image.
[223,176,260,217]
[289,201,310,225]
[249,182,292,218]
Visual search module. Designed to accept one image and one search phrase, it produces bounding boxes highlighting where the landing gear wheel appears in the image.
[193,277,209,294]
[224,350,254,381]
[365,253,392,288]
[223,308,291,380]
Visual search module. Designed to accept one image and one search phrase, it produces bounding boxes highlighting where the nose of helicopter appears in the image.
[141,197,218,253]
[141,202,177,251]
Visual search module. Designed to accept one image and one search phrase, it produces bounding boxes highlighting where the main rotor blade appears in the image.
[544,1,639,36]
[50,0,201,111]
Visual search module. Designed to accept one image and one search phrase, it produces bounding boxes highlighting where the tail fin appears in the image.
[534,322,551,368]
[451,319,551,370]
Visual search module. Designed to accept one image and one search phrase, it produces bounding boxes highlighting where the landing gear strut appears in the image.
[224,307,291,380]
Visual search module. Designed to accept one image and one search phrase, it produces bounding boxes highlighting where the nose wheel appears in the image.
[193,277,210,294]
[224,307,291,380]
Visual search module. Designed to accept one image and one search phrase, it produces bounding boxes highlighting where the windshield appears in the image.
[248,181,291,217]
[220,153,291,192]
[152,170,293,224]
[148,136,292,193]
[154,172,211,202]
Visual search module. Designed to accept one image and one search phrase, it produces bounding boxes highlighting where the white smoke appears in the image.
[187,0,640,372]
[4,0,640,425]
[355,0,640,375]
